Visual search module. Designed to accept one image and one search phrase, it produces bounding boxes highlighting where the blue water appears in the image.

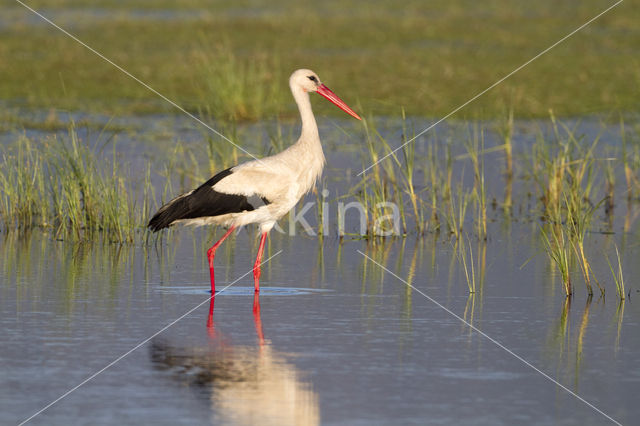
[1,223,638,425]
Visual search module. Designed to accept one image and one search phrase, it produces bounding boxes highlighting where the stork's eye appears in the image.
[307,75,317,82]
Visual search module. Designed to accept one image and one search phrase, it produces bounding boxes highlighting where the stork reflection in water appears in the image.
[150,295,319,425]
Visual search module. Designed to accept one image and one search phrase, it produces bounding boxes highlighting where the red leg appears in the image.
[207,226,236,294]
[253,232,268,293]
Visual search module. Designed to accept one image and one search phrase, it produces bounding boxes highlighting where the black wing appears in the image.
[147,168,269,232]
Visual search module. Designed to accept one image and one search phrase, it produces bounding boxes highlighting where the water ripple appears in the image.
[156,286,333,296]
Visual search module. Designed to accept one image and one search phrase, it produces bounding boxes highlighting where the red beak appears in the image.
[316,84,361,120]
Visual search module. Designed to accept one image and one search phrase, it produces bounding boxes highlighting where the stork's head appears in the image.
[289,69,361,120]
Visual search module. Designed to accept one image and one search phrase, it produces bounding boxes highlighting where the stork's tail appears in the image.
[147,193,192,232]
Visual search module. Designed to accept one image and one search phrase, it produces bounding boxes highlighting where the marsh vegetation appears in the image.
[2,111,638,300]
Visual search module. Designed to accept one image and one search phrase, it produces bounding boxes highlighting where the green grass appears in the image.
[0,111,636,300]
[606,245,626,300]
[540,223,572,297]
[0,106,638,297]
[0,122,150,242]
[346,109,637,297]
[464,124,487,240]
[456,235,476,294]
[2,0,639,121]
[193,43,283,122]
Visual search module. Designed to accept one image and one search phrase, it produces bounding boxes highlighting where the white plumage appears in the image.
[148,69,360,293]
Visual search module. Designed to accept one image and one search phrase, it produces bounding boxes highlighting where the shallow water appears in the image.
[1,113,640,424]
[1,223,639,425]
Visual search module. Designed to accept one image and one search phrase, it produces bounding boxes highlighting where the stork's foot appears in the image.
[253,270,260,293]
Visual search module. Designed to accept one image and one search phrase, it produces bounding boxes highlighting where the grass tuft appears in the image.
[606,245,626,300]
[0,122,149,242]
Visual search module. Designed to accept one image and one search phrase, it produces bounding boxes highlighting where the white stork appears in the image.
[148,69,361,293]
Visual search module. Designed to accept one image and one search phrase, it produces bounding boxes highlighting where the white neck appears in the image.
[287,82,325,187]
[291,84,320,142]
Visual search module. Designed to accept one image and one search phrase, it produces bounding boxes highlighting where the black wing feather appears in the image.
[148,168,269,232]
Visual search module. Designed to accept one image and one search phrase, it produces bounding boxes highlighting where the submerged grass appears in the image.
[456,235,476,294]
[541,224,572,297]
[606,245,626,301]
[0,109,638,298]
[498,110,514,214]
[464,125,487,240]
[518,113,635,297]
[0,123,150,242]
